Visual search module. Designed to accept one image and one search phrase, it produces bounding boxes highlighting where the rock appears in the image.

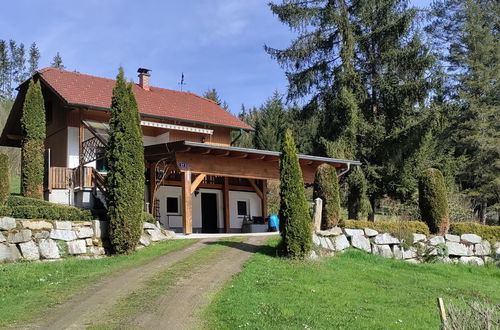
[143,222,157,229]
[373,244,393,258]
[308,250,319,260]
[34,231,50,239]
[333,235,350,251]
[413,233,427,243]
[364,228,378,237]
[495,247,500,260]
[351,235,371,252]
[54,221,72,230]
[312,233,321,246]
[165,230,176,238]
[85,238,93,246]
[19,240,40,260]
[74,221,92,226]
[67,240,87,254]
[145,228,167,242]
[405,258,420,264]
[440,257,454,264]
[312,198,322,231]
[344,228,364,237]
[483,256,494,264]
[374,233,399,245]
[93,220,109,238]
[445,234,460,242]
[75,226,94,239]
[50,229,77,241]
[474,240,491,256]
[38,239,60,259]
[0,244,21,261]
[0,232,5,242]
[494,242,500,249]
[316,227,342,237]
[459,256,484,266]
[461,234,481,244]
[7,229,32,243]
[139,234,151,247]
[403,247,418,259]
[21,220,53,230]
[446,241,473,256]
[0,217,16,230]
[89,246,105,256]
[429,236,445,246]
[319,237,332,250]
[393,245,403,259]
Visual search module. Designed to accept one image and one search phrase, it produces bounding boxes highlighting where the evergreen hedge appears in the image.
[313,164,341,228]
[347,167,371,220]
[1,196,93,221]
[449,222,500,243]
[279,129,312,259]
[343,220,430,235]
[106,68,145,254]
[418,168,450,235]
[0,154,9,205]
[21,79,45,199]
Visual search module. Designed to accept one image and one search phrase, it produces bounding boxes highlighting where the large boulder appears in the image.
[374,233,399,245]
[93,220,109,238]
[373,244,393,258]
[38,239,60,259]
[19,240,40,260]
[461,234,482,244]
[50,229,77,241]
[0,217,16,230]
[54,221,72,230]
[75,226,94,239]
[351,235,371,252]
[364,228,378,237]
[316,227,342,237]
[143,222,157,230]
[429,236,445,246]
[474,241,491,256]
[7,229,32,243]
[67,240,87,254]
[344,228,364,237]
[444,234,460,242]
[34,231,50,239]
[312,233,321,246]
[0,244,21,261]
[332,235,350,251]
[0,232,5,242]
[21,220,53,230]
[145,228,168,242]
[139,234,152,247]
[459,256,484,266]
[413,233,427,243]
[446,242,473,256]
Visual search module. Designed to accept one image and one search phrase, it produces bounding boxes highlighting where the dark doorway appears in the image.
[201,193,218,233]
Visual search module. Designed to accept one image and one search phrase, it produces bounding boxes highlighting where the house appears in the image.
[0,68,361,234]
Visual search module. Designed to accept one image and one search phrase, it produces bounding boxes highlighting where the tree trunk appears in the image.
[368,197,376,221]
[479,202,487,225]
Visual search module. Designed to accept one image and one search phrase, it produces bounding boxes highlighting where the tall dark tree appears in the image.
[203,88,229,111]
[28,42,40,76]
[253,91,288,151]
[0,41,9,99]
[20,79,45,199]
[106,67,145,254]
[313,164,341,228]
[51,52,65,70]
[10,41,27,87]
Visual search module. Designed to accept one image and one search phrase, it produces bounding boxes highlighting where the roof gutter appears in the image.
[338,163,351,177]
[230,128,244,146]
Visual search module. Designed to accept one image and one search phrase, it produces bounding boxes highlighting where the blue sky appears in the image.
[1,0,431,114]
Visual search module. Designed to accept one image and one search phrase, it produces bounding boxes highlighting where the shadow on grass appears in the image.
[203,239,279,258]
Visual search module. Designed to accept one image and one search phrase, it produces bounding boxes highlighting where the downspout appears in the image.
[230,129,244,146]
[338,163,351,178]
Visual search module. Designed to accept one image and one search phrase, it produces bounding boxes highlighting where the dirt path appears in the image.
[27,239,216,330]
[132,235,268,330]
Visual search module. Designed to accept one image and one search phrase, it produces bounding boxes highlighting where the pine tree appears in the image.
[10,42,27,86]
[20,79,45,199]
[279,129,312,259]
[313,164,341,228]
[28,43,40,76]
[203,88,229,111]
[51,52,65,70]
[419,168,450,235]
[106,67,145,254]
[0,153,9,205]
[0,41,9,99]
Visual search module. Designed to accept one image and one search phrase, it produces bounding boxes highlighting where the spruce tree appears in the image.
[106,67,145,254]
[21,79,45,199]
[313,164,341,228]
[0,153,9,205]
[28,42,40,76]
[418,168,450,235]
[279,129,312,259]
[51,52,65,70]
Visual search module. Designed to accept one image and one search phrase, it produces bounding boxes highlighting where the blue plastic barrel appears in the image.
[269,214,279,232]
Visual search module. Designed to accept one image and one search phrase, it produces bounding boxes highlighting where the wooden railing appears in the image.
[48,166,103,191]
[48,167,73,190]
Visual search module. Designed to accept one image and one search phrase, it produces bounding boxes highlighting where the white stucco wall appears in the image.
[229,191,262,230]
[47,189,72,205]
[67,127,79,168]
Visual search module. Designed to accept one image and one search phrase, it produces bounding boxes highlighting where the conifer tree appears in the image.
[0,153,9,205]
[347,167,371,220]
[21,79,45,199]
[279,129,312,258]
[106,67,145,254]
[28,43,40,76]
[418,168,449,235]
[313,164,341,228]
[51,52,65,70]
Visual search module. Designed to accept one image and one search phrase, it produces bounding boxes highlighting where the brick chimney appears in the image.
[137,68,151,91]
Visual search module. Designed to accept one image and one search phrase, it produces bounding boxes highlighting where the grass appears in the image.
[0,239,197,328]
[204,237,500,329]
[90,237,244,330]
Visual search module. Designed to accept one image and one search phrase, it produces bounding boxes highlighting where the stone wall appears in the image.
[0,217,174,262]
[311,227,500,266]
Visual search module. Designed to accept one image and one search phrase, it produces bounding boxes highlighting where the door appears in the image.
[201,193,218,233]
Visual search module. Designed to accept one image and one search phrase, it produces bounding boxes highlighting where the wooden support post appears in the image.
[437,297,449,330]
[78,109,84,188]
[148,162,156,214]
[190,173,207,193]
[182,170,193,234]
[248,179,263,200]
[223,176,230,233]
[261,180,268,219]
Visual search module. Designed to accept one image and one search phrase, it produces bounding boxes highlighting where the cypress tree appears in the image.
[21,79,45,199]
[313,164,341,228]
[106,67,145,254]
[0,153,9,205]
[418,168,450,235]
[347,167,371,220]
[279,129,312,259]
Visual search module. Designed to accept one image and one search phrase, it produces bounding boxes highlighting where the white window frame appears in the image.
[166,196,181,215]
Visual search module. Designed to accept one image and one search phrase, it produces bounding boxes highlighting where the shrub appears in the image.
[21,79,45,199]
[0,154,9,205]
[106,68,145,254]
[418,168,449,235]
[143,212,156,224]
[7,195,54,208]
[313,164,340,228]
[347,167,371,220]
[1,196,93,221]
[343,220,430,235]
[449,222,500,242]
[446,298,500,330]
[279,129,312,259]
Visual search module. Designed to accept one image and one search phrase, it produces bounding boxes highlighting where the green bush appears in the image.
[418,168,450,235]
[347,167,371,220]
[343,220,430,235]
[21,79,45,199]
[7,195,55,208]
[279,129,312,259]
[313,164,341,229]
[106,68,145,254]
[143,212,156,224]
[449,222,500,242]
[0,154,9,205]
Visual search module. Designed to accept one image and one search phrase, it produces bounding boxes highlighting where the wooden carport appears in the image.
[145,141,361,234]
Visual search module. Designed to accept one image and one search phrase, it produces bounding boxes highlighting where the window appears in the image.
[237,200,249,217]
[167,197,180,215]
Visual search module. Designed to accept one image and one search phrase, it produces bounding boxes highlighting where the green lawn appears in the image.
[0,239,196,328]
[204,238,500,329]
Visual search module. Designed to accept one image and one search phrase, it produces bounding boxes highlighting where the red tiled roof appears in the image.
[37,68,252,130]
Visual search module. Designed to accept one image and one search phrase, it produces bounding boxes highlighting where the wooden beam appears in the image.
[214,150,230,157]
[247,154,265,160]
[182,170,193,234]
[223,177,230,233]
[248,179,264,200]
[79,109,84,188]
[190,173,207,193]
[261,180,268,219]
[231,152,248,159]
